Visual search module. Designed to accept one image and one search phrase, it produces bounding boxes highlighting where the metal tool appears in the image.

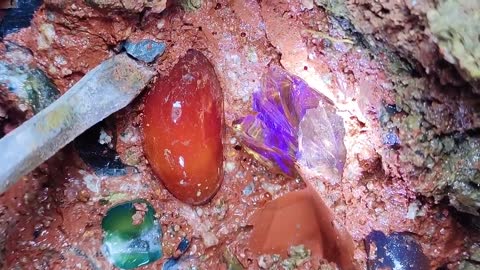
[0,53,154,193]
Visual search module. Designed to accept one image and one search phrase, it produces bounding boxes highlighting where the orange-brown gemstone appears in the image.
[143,50,224,205]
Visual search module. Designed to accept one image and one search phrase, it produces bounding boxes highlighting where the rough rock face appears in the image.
[315,0,480,215]
[86,0,167,13]
[6,1,143,91]
[428,0,480,89]
[46,0,167,13]
[383,66,480,215]
[317,0,479,91]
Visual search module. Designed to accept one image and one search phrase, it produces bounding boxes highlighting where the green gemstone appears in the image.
[102,199,163,269]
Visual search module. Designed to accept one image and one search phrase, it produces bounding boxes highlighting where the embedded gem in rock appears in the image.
[235,66,346,180]
[101,199,163,269]
[143,49,224,205]
[365,231,429,270]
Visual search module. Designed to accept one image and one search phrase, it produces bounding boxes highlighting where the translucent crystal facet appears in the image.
[235,66,345,180]
[297,105,347,183]
[143,50,224,205]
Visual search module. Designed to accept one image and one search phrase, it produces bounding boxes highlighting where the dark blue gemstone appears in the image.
[162,258,178,270]
[385,104,399,114]
[365,231,429,270]
[177,237,190,254]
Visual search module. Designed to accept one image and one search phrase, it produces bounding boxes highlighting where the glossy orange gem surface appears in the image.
[143,50,224,205]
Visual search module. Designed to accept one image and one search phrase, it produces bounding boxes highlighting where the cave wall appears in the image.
[314,0,480,215]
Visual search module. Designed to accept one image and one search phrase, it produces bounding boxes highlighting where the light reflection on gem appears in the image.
[235,66,345,179]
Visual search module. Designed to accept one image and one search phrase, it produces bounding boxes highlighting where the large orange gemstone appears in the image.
[143,50,224,205]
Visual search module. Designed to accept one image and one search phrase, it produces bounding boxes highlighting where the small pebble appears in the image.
[124,39,166,63]
[77,189,90,202]
[201,231,219,248]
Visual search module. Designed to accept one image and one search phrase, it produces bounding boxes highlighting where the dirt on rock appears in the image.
[308,0,480,221]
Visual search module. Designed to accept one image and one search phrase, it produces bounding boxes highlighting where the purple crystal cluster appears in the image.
[235,66,346,182]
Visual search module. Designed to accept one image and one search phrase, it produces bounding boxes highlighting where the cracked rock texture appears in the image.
[315,0,480,215]
[47,0,167,13]
[317,0,479,91]
[1,0,479,268]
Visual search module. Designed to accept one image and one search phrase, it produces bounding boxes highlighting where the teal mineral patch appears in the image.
[0,62,59,113]
[102,199,163,269]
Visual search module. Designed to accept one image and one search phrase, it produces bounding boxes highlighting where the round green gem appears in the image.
[102,199,163,269]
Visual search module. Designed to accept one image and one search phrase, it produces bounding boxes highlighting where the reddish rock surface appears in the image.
[0,0,477,269]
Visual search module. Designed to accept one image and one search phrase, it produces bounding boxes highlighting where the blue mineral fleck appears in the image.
[242,181,255,196]
[162,258,178,270]
[123,40,166,63]
[161,237,190,270]
[384,131,401,148]
[385,103,399,114]
[177,237,190,254]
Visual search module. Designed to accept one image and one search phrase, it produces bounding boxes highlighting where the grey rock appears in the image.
[124,40,166,63]
[0,62,60,113]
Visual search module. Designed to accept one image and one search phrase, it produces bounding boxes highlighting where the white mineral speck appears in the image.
[48,65,58,75]
[261,182,281,196]
[18,104,29,112]
[179,156,185,167]
[157,19,165,29]
[202,231,219,248]
[247,48,258,63]
[406,201,420,219]
[230,54,241,65]
[80,170,100,193]
[172,101,182,123]
[224,161,236,173]
[98,129,112,145]
[37,24,56,50]
[242,93,250,103]
[227,71,238,80]
[243,182,255,196]
[315,181,325,192]
[181,74,194,82]
[54,55,67,66]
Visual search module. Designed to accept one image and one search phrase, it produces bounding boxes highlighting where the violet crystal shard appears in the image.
[235,66,346,182]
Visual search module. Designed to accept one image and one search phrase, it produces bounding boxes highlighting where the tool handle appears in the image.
[0,53,154,193]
